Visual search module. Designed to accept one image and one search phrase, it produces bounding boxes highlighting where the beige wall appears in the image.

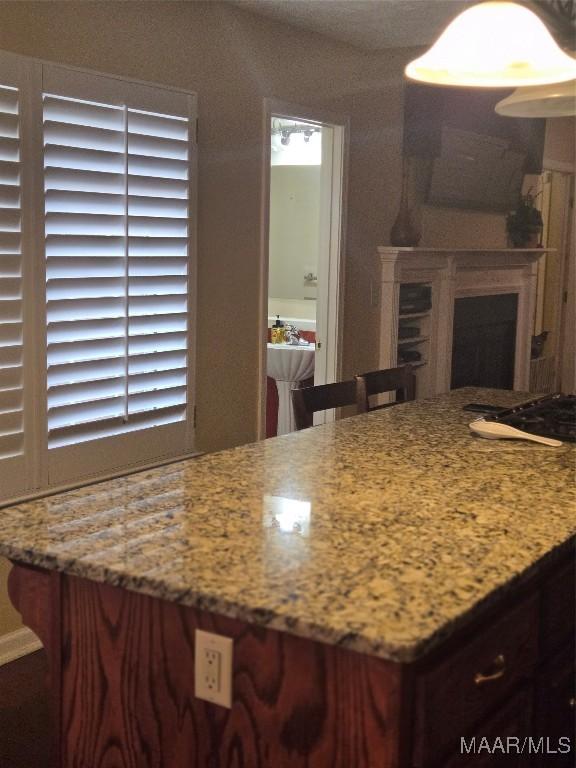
[0,0,412,453]
[0,0,410,639]
[0,1,528,640]
[269,165,321,301]
[0,2,562,458]
[420,206,507,248]
[544,117,576,170]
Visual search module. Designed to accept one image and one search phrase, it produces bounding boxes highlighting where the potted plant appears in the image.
[506,190,543,248]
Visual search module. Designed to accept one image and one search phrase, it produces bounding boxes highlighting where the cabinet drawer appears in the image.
[541,559,575,657]
[413,595,539,765]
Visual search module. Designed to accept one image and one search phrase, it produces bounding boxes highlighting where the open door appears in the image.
[260,100,348,437]
[314,122,346,424]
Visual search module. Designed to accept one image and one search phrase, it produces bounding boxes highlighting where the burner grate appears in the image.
[486,394,576,442]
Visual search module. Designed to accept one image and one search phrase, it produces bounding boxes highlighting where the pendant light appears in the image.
[495,80,576,117]
[405,1,576,88]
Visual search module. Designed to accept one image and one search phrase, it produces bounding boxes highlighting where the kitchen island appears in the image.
[1,388,574,767]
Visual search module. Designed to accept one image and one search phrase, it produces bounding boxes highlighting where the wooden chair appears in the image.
[291,380,358,431]
[355,364,416,412]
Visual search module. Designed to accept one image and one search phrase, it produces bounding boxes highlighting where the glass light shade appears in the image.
[406,2,576,88]
[495,80,576,117]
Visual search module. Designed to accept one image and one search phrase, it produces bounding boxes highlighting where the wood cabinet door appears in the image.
[441,687,533,768]
[540,559,576,658]
[413,595,539,765]
[534,642,575,768]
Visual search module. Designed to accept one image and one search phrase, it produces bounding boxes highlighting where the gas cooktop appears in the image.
[486,394,576,443]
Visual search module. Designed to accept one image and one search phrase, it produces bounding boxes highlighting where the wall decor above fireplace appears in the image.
[402,84,546,213]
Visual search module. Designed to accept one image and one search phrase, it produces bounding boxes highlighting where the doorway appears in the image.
[259,101,348,438]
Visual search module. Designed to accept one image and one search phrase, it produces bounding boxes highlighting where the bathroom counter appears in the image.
[1,387,574,663]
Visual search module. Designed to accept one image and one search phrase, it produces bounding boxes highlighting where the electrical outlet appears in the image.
[203,648,221,693]
[194,629,233,708]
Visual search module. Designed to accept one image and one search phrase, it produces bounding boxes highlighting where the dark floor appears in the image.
[0,650,51,768]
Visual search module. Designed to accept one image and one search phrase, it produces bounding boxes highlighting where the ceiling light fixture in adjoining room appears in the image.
[271,120,322,166]
[405,1,576,88]
[495,79,576,116]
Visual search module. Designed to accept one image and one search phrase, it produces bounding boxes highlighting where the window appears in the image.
[0,52,197,502]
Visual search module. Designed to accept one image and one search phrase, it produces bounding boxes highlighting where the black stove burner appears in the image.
[486,394,576,442]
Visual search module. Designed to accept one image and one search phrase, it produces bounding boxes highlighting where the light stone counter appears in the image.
[0,388,574,662]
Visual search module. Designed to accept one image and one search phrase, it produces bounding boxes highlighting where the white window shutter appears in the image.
[126,108,189,432]
[0,57,196,500]
[0,85,25,466]
[44,95,128,449]
[0,51,43,503]
[41,70,196,486]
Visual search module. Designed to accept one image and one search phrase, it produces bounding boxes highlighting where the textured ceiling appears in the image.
[230,0,473,50]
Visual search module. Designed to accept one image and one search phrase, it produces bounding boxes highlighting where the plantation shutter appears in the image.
[0,85,23,457]
[42,66,196,485]
[126,108,189,433]
[0,55,196,504]
[44,94,128,448]
[0,81,28,495]
[0,54,40,502]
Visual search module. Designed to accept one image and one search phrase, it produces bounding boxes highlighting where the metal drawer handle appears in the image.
[569,697,575,710]
[474,654,506,686]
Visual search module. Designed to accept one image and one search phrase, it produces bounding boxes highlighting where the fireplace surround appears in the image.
[378,247,550,399]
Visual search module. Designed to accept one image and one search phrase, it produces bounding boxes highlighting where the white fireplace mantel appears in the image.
[377,247,551,398]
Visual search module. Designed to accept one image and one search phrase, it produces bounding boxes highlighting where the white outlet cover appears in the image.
[194,629,233,708]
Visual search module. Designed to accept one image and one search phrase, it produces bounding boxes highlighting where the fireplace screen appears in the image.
[451,294,518,390]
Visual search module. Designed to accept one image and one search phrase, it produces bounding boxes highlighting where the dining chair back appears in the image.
[291,380,359,431]
[355,364,416,412]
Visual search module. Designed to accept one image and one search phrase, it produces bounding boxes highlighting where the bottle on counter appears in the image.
[271,315,285,344]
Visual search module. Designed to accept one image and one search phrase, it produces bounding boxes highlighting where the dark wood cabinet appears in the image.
[417,552,575,768]
[534,642,576,768]
[442,687,533,768]
[8,548,575,768]
[540,559,575,657]
[413,596,539,766]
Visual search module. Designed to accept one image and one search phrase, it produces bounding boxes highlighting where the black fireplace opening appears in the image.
[451,293,518,390]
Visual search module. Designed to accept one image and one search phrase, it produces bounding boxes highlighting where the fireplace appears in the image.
[451,294,518,389]
[377,247,547,399]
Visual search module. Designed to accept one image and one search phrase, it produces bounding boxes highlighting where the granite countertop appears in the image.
[0,388,574,662]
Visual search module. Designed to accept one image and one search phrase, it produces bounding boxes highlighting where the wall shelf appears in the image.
[397,336,429,346]
[399,311,430,320]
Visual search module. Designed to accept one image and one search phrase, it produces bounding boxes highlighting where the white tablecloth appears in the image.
[267,343,315,435]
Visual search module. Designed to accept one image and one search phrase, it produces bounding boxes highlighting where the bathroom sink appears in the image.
[267,343,315,434]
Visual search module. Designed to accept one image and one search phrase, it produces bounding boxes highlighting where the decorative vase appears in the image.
[390,157,422,247]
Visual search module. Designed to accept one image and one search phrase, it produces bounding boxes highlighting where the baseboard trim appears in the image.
[0,627,43,666]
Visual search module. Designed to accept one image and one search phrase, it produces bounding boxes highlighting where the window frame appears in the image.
[0,49,198,505]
